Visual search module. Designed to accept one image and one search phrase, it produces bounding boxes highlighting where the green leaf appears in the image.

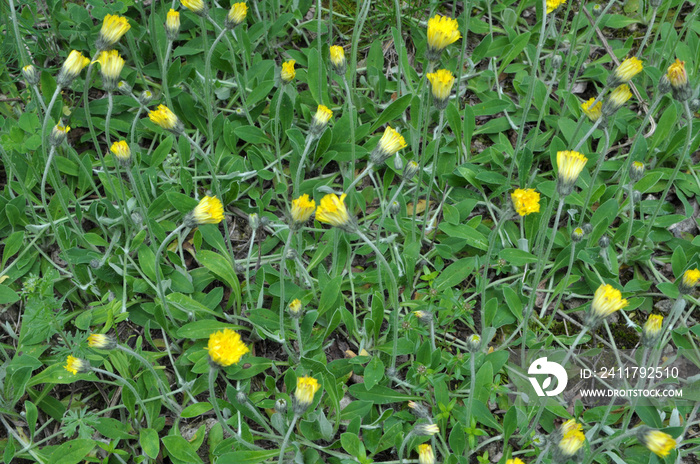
[140,428,160,459]
[234,126,271,145]
[434,258,475,290]
[197,250,241,296]
[177,320,248,338]
[215,450,281,464]
[181,402,212,418]
[47,439,96,464]
[363,356,385,390]
[369,94,412,133]
[438,223,489,250]
[498,32,531,75]
[162,435,203,463]
[499,248,538,266]
[348,384,419,404]
[0,285,20,304]
[341,432,365,458]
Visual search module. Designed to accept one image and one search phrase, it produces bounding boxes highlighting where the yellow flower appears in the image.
[370,126,407,164]
[558,429,585,456]
[506,459,525,464]
[329,45,346,74]
[667,58,692,101]
[667,59,688,87]
[291,194,315,224]
[679,268,700,293]
[581,98,603,122]
[511,188,540,216]
[602,84,632,116]
[288,299,302,316]
[110,140,131,165]
[588,284,628,327]
[556,150,588,196]
[95,50,125,90]
[562,419,583,435]
[166,9,180,40]
[311,105,333,135]
[426,69,455,109]
[58,50,90,86]
[546,0,567,13]
[281,60,296,83]
[642,430,676,457]
[64,356,88,375]
[642,314,663,346]
[417,444,435,464]
[206,328,249,367]
[22,64,39,85]
[316,193,353,230]
[294,376,320,411]
[88,333,117,349]
[49,124,71,146]
[426,15,461,60]
[97,14,131,50]
[148,104,183,134]
[415,423,439,436]
[226,2,247,29]
[182,0,207,15]
[190,196,225,225]
[607,56,643,87]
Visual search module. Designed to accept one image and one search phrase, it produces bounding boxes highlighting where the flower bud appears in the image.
[552,54,563,69]
[225,2,247,29]
[139,90,154,105]
[389,200,401,216]
[249,213,260,230]
[414,310,433,324]
[414,423,440,436]
[166,9,180,41]
[641,314,663,347]
[393,154,404,171]
[22,65,39,85]
[117,80,132,95]
[592,4,603,16]
[49,124,70,146]
[408,401,431,419]
[275,398,287,414]
[404,161,419,180]
[571,227,584,242]
[288,299,303,319]
[629,161,645,182]
[598,235,610,248]
[329,45,347,75]
[466,334,481,352]
[582,223,592,234]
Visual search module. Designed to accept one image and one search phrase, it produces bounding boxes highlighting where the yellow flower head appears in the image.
[311,105,333,134]
[182,0,207,15]
[371,126,407,164]
[417,444,435,464]
[667,59,688,87]
[612,57,643,84]
[288,299,302,316]
[426,15,461,60]
[148,104,183,134]
[581,98,603,122]
[226,3,247,29]
[110,140,131,165]
[642,430,676,457]
[562,419,583,435]
[190,196,225,225]
[294,376,320,411]
[88,333,117,349]
[97,14,131,50]
[64,356,88,375]
[207,328,249,367]
[546,0,567,13]
[589,284,628,326]
[316,193,353,231]
[49,124,71,146]
[679,268,700,293]
[95,50,125,89]
[558,428,585,456]
[602,84,632,116]
[329,45,347,74]
[22,64,39,85]
[426,69,455,109]
[506,459,526,464]
[556,150,588,196]
[58,50,90,86]
[166,9,181,39]
[291,194,316,224]
[642,314,663,346]
[511,188,540,216]
[281,60,296,83]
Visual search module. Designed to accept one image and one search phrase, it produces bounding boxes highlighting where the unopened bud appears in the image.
[236,390,247,403]
[466,334,481,352]
[139,90,153,105]
[394,154,404,171]
[117,81,132,95]
[249,213,260,230]
[632,190,641,203]
[275,398,287,414]
[598,235,610,248]
[404,161,419,180]
[22,65,39,85]
[582,223,592,234]
[552,55,563,70]
[629,161,645,182]
[389,201,400,216]
[592,4,603,16]
[571,227,584,242]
